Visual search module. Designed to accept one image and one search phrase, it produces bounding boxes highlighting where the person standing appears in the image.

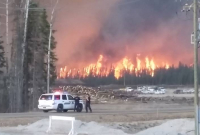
[86,94,92,113]
[74,95,80,112]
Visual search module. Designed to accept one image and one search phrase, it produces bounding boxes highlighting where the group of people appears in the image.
[74,94,92,113]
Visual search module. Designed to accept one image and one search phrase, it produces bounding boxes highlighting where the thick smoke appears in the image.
[54,0,118,67]
[55,0,193,67]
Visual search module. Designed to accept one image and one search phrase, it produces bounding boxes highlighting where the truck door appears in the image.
[54,94,62,104]
[62,95,70,109]
[67,95,75,109]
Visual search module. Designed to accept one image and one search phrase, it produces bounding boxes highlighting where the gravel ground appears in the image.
[0,118,196,135]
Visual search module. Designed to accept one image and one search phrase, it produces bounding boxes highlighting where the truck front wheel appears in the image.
[57,104,63,113]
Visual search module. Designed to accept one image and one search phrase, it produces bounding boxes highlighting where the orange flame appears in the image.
[59,55,170,79]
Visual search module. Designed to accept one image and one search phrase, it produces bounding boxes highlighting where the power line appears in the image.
[0,0,142,10]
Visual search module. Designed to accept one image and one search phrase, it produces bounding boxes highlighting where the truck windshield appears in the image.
[40,95,52,100]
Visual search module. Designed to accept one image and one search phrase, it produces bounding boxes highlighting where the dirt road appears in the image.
[0,103,194,117]
[0,103,194,127]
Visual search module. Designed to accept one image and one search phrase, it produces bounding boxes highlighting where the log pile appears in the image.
[63,85,138,102]
[61,86,193,104]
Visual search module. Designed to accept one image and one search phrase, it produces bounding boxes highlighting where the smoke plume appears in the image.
[54,0,193,68]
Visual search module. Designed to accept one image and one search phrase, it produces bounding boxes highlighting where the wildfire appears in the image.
[59,55,170,79]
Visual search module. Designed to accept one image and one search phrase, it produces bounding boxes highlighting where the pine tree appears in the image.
[24,2,57,109]
[0,37,5,74]
[0,37,7,113]
[26,2,58,87]
[40,9,57,86]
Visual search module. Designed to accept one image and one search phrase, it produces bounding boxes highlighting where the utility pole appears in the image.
[193,0,199,134]
[47,0,59,93]
[183,1,199,134]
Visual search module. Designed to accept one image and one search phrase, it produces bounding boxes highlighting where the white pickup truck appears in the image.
[38,92,85,113]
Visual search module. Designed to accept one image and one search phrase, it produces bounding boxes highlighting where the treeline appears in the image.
[0,1,57,112]
[80,63,194,86]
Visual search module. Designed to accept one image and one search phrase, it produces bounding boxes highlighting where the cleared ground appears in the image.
[0,87,197,134]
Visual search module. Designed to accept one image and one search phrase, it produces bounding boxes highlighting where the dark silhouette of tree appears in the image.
[0,37,5,74]
[76,62,196,86]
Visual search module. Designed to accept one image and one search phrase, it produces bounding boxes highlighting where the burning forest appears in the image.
[56,0,192,84]
[59,54,170,79]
